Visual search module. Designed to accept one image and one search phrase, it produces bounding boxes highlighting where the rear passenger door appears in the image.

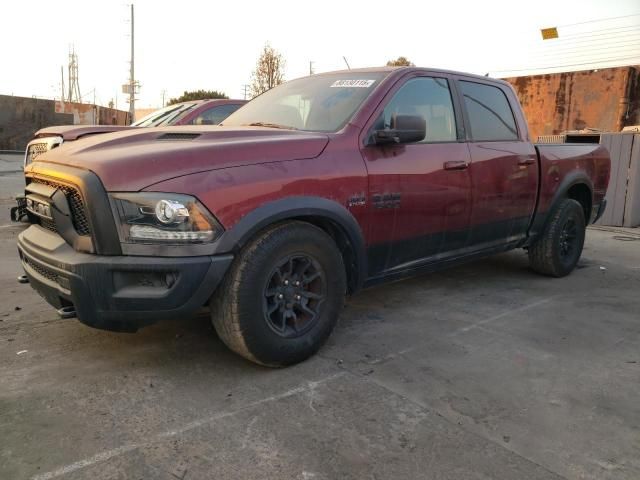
[456,79,538,249]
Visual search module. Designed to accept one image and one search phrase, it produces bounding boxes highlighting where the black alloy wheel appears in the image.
[263,254,326,338]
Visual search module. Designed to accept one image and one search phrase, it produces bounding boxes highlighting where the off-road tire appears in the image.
[211,221,346,367]
[528,198,586,277]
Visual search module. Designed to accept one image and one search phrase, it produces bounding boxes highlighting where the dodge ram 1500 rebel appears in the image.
[17,67,610,366]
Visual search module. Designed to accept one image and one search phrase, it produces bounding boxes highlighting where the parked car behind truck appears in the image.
[17,67,610,366]
[23,99,246,167]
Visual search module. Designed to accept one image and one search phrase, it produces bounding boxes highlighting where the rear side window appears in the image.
[459,81,518,141]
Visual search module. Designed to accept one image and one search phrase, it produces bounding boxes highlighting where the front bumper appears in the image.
[17,225,233,332]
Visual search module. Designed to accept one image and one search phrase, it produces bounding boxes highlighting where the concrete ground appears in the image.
[1,169,639,479]
[0,152,24,200]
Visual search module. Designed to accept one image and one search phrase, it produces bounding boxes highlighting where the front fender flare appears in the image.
[214,196,367,292]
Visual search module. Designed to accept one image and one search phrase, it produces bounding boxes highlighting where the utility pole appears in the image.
[309,61,315,75]
[67,47,81,103]
[161,89,167,107]
[60,66,65,104]
[128,4,136,121]
[242,84,250,100]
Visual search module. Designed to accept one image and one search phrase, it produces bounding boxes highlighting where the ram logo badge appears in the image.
[347,193,367,207]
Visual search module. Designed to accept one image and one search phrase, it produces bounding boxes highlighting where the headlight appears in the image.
[109,192,223,244]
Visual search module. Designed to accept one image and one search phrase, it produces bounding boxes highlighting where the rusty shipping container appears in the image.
[503,66,640,140]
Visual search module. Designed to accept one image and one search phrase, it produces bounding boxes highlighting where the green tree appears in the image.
[251,43,285,97]
[386,56,415,67]
[167,90,228,105]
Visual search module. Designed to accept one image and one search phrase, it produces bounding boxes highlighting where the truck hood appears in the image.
[35,125,135,141]
[30,126,330,191]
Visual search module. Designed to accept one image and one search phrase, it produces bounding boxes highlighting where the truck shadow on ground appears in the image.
[49,248,580,371]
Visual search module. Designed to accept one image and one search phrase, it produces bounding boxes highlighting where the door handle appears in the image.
[518,156,536,166]
[444,160,468,170]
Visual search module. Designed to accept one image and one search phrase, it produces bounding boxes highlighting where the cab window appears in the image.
[459,81,518,141]
[379,77,457,143]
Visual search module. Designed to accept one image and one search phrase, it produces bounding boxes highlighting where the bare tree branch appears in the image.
[251,44,285,97]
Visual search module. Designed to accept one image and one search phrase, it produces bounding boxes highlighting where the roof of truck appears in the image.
[311,66,511,87]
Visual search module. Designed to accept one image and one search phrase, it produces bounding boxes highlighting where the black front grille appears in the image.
[39,217,57,232]
[22,255,58,283]
[30,179,91,236]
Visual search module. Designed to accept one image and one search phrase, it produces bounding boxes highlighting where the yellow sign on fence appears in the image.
[541,27,559,40]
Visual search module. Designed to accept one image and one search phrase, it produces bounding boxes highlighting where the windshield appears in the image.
[222,72,387,132]
[131,103,198,127]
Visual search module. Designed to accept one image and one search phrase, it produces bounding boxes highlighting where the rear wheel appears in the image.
[211,221,346,367]
[528,198,586,277]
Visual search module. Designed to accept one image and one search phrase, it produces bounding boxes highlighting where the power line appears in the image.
[558,25,640,39]
[492,54,640,74]
[529,43,640,60]
[528,41,640,58]
[529,49,640,64]
[541,32,640,46]
[241,84,250,100]
[556,13,640,28]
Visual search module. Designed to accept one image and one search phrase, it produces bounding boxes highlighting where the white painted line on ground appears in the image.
[450,296,557,336]
[358,297,557,365]
[31,372,346,480]
[369,347,416,365]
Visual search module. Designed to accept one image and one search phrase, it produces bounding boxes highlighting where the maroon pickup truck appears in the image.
[17,67,610,366]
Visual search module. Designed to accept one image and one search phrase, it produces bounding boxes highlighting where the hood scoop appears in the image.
[157,132,201,141]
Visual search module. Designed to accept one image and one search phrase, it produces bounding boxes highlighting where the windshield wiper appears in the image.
[243,122,298,130]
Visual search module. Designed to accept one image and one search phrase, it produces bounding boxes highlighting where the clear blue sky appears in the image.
[2,0,639,109]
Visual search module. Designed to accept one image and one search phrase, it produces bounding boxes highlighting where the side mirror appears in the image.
[372,115,426,145]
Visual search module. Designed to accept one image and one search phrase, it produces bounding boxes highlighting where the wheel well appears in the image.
[567,183,592,221]
[235,216,361,294]
[288,216,359,294]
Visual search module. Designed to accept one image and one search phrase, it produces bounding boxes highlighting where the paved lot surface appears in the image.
[1,185,639,479]
[0,152,24,200]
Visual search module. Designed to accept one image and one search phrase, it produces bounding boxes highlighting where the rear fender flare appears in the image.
[528,170,593,243]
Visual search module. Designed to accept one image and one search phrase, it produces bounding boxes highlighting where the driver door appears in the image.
[361,75,472,278]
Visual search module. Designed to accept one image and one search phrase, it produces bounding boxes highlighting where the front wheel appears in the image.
[211,221,346,367]
[528,198,586,277]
